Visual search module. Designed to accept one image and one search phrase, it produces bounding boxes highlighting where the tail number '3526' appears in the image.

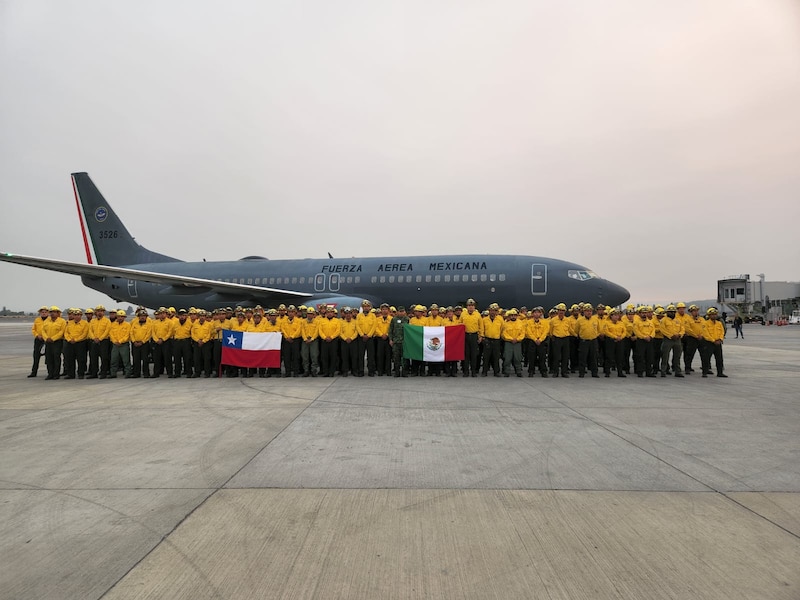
[99,230,118,239]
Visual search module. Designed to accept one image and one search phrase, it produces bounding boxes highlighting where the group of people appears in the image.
[29,299,728,381]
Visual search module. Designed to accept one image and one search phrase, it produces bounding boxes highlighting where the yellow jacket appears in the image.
[482,315,504,339]
[280,318,303,340]
[191,320,214,343]
[318,317,342,340]
[633,318,656,339]
[130,319,153,344]
[109,320,132,345]
[603,320,627,340]
[152,318,175,342]
[64,320,90,343]
[249,318,269,332]
[443,316,460,327]
[684,316,704,339]
[89,316,112,341]
[659,316,684,339]
[355,312,377,337]
[229,318,251,332]
[550,316,573,338]
[701,319,725,343]
[525,318,549,343]
[574,315,601,340]
[459,310,483,334]
[41,317,67,342]
[653,316,665,339]
[501,319,525,342]
[340,319,358,342]
[31,316,47,338]
[623,315,637,338]
[301,319,320,341]
[374,315,392,337]
[173,318,193,340]
[426,314,444,327]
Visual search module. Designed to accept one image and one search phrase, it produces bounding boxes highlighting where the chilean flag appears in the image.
[221,329,282,368]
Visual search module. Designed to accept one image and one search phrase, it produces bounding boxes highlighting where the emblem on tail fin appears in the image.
[94,207,108,222]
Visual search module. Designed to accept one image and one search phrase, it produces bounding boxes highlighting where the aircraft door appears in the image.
[531,264,547,295]
[127,279,138,298]
[329,274,340,292]
[314,273,326,292]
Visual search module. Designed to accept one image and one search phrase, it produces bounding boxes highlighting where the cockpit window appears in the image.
[568,270,598,281]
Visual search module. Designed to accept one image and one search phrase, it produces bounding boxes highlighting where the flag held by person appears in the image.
[403,324,465,362]
[221,329,282,368]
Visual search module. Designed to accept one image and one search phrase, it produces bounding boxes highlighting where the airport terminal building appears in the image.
[718,274,800,320]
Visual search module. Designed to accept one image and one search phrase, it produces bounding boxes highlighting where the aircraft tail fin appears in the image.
[71,172,179,266]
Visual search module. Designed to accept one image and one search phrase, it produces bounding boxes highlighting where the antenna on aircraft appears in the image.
[328,252,334,259]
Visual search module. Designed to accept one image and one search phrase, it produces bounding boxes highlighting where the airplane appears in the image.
[1,173,630,311]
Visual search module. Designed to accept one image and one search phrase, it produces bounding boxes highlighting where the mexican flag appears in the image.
[403,324,465,362]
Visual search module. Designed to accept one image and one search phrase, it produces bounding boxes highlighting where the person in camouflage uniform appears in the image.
[388,306,409,377]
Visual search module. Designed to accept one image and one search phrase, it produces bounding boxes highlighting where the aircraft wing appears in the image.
[0,252,313,301]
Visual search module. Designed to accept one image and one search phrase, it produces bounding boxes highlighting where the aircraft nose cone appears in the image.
[601,280,630,307]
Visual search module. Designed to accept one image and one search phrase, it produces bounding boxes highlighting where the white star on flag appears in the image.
[226,334,237,346]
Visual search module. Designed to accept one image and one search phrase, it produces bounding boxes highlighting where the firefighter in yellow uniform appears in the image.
[374,303,393,376]
[525,306,549,377]
[130,309,153,378]
[549,303,572,377]
[172,309,193,377]
[659,305,685,377]
[459,299,483,377]
[42,306,67,380]
[191,310,214,377]
[109,309,132,378]
[682,305,704,374]
[318,307,342,377]
[574,304,601,377]
[339,307,359,377]
[700,307,727,377]
[633,306,657,377]
[63,308,90,379]
[151,308,176,378]
[356,300,377,376]
[301,306,320,377]
[481,303,504,377]
[500,308,525,377]
[280,305,303,377]
[88,305,112,379]
[29,306,50,377]
[602,309,628,377]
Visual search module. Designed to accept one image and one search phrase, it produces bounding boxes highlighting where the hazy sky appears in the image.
[2,0,799,311]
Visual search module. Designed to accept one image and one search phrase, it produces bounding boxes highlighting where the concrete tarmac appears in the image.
[1,322,798,599]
